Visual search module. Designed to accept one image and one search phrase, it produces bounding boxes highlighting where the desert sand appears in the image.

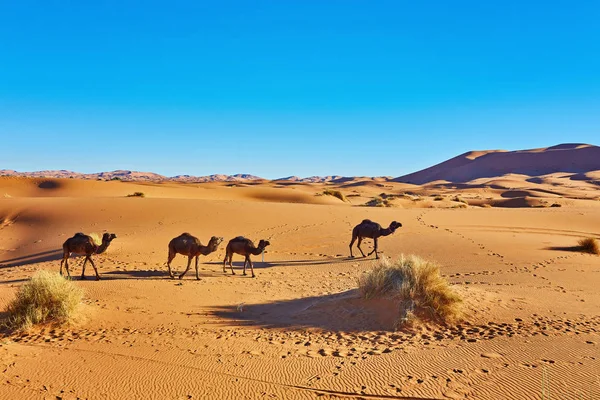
[1,146,600,399]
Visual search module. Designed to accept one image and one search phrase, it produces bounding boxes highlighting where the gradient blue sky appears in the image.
[1,1,599,179]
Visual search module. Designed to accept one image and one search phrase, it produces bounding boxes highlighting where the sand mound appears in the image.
[395,143,600,184]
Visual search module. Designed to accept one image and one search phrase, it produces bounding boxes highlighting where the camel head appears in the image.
[208,236,224,250]
[389,221,402,233]
[102,233,117,243]
[257,239,271,250]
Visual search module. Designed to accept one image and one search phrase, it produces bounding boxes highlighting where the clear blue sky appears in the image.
[1,1,599,179]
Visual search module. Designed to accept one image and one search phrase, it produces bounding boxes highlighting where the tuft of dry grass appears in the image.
[87,232,102,246]
[4,271,83,332]
[358,255,462,326]
[322,189,347,202]
[364,196,393,207]
[578,237,599,255]
[127,191,145,198]
[433,195,444,201]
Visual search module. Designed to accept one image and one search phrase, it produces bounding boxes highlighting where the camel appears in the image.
[223,237,270,278]
[60,232,117,280]
[167,233,223,280]
[349,219,402,259]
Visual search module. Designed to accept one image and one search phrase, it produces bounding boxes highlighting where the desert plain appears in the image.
[1,145,600,399]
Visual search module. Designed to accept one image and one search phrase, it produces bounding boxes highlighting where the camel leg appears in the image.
[349,235,357,258]
[357,237,366,257]
[223,253,228,273]
[368,238,379,258]
[81,256,88,279]
[229,254,236,275]
[60,253,67,276]
[179,256,192,279]
[87,256,100,281]
[249,257,255,278]
[194,256,201,280]
[166,250,176,278]
[242,256,249,276]
[63,255,72,279]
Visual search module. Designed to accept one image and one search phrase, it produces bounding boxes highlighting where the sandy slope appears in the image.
[395,143,600,184]
[1,177,599,399]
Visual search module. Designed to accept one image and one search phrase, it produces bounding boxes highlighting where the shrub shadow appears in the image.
[209,289,395,332]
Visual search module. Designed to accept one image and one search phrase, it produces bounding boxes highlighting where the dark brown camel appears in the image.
[349,219,402,259]
[223,237,270,278]
[60,232,117,280]
[167,233,223,280]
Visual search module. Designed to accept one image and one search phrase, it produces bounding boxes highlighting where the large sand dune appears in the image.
[395,143,600,184]
[1,149,600,399]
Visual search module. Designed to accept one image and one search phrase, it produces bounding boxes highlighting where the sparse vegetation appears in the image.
[322,189,347,202]
[127,192,145,198]
[358,255,462,326]
[577,237,599,255]
[4,271,83,332]
[433,195,444,201]
[481,203,493,208]
[364,196,394,207]
[111,177,121,181]
[550,203,562,208]
[452,196,468,204]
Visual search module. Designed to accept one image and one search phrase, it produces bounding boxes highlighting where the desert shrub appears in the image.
[480,203,493,208]
[358,255,462,326]
[322,189,347,202]
[452,196,468,204]
[127,192,145,198]
[578,238,599,255]
[364,197,393,207]
[433,195,444,201]
[550,203,562,208]
[111,177,121,181]
[4,271,83,331]
[451,203,468,209]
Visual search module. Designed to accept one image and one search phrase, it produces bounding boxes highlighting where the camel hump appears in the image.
[74,232,87,237]
[361,219,373,224]
[231,236,248,242]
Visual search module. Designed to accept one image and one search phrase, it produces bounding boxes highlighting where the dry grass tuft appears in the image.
[358,255,462,326]
[322,189,347,202]
[88,232,102,246]
[4,271,83,332]
[364,196,393,207]
[127,191,145,198]
[578,237,599,255]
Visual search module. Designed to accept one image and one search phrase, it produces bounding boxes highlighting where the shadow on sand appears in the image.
[206,256,371,269]
[0,249,64,268]
[545,245,587,253]
[209,289,396,332]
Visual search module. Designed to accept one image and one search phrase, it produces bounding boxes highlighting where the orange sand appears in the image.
[1,171,599,399]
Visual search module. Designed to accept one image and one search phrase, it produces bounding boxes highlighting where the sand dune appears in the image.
[1,150,600,399]
[395,143,600,184]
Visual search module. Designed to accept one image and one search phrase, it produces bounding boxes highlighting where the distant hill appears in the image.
[394,143,600,184]
[0,169,264,182]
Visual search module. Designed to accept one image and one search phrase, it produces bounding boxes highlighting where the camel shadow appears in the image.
[209,289,395,332]
[0,249,63,268]
[206,257,371,269]
[0,277,29,286]
[103,270,168,279]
